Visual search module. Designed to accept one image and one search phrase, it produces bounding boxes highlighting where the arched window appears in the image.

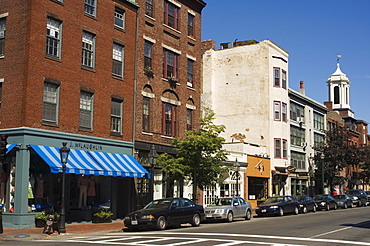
[334,86,340,104]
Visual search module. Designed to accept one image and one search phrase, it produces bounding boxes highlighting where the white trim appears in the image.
[141,91,155,99]
[162,44,181,54]
[143,35,156,44]
[186,104,196,110]
[0,13,9,18]
[167,0,181,8]
[186,54,196,61]
[188,9,196,16]
[0,78,4,83]
[161,96,181,106]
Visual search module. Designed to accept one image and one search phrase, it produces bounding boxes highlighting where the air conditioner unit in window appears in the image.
[296,117,304,123]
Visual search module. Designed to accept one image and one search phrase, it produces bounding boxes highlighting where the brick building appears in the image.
[0,0,151,229]
[133,0,206,206]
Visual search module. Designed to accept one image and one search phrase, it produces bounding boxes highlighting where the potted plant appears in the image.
[35,210,60,228]
[92,208,113,223]
[167,76,178,88]
[144,67,154,78]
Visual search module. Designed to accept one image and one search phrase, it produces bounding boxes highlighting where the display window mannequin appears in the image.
[87,176,96,207]
[78,174,89,209]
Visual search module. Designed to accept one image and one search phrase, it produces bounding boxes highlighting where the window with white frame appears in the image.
[80,91,93,129]
[291,151,305,170]
[274,101,280,121]
[46,18,61,58]
[114,7,125,29]
[144,41,153,69]
[84,0,96,16]
[110,99,122,133]
[274,138,281,158]
[187,59,194,87]
[146,0,153,17]
[112,42,124,77]
[188,14,194,37]
[43,82,59,123]
[186,108,192,130]
[0,17,6,56]
[282,70,287,89]
[282,103,287,122]
[163,48,179,79]
[282,139,288,159]
[142,97,150,132]
[274,68,280,87]
[164,1,179,30]
[162,102,176,136]
[82,31,95,68]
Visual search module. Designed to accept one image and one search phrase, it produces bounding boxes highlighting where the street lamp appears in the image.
[321,153,325,194]
[233,158,240,196]
[148,145,158,201]
[59,142,70,233]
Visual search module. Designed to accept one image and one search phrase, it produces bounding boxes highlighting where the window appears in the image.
[84,0,96,16]
[291,151,305,170]
[82,31,95,68]
[0,17,6,56]
[314,133,324,149]
[110,99,122,133]
[274,101,280,121]
[188,14,194,37]
[142,97,150,132]
[290,102,304,121]
[114,8,125,29]
[144,41,153,69]
[112,43,124,77]
[146,0,153,17]
[274,68,280,87]
[164,1,179,30]
[80,91,93,129]
[187,59,194,87]
[282,70,287,89]
[282,139,288,159]
[162,102,176,136]
[163,49,179,78]
[313,112,324,131]
[290,126,305,146]
[274,139,281,158]
[334,86,339,104]
[43,82,59,123]
[282,103,287,122]
[186,109,192,130]
[46,18,61,58]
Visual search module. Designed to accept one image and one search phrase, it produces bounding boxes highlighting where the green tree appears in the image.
[158,108,228,201]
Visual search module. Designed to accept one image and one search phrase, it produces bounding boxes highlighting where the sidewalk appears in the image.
[0,220,125,241]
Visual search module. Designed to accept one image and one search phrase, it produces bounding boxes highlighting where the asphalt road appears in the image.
[6,206,370,245]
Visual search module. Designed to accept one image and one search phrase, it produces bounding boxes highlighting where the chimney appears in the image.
[201,40,216,54]
[299,81,305,95]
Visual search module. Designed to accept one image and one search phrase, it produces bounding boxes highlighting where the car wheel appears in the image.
[226,211,233,222]
[343,203,347,209]
[294,206,299,215]
[334,203,338,210]
[358,201,362,207]
[302,206,307,214]
[350,202,353,208]
[326,204,330,211]
[279,207,284,216]
[156,216,166,230]
[313,205,316,212]
[364,201,367,207]
[191,213,201,227]
[245,209,252,220]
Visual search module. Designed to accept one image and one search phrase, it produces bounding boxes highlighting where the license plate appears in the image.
[261,209,266,213]
[206,214,212,218]
[131,220,138,225]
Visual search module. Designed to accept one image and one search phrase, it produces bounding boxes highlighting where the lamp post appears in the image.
[321,153,325,194]
[148,145,158,201]
[59,142,70,233]
[233,158,240,196]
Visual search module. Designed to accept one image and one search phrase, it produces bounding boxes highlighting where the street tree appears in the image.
[158,108,228,201]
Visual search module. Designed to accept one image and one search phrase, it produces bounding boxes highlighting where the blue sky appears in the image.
[202,0,370,121]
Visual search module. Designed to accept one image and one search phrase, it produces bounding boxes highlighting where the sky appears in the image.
[201,0,370,121]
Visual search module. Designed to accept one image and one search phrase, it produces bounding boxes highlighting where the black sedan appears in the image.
[124,198,205,231]
[314,194,338,211]
[255,196,300,216]
[294,195,317,213]
[332,194,353,209]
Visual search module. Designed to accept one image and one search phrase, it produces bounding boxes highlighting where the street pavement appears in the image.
[0,220,125,241]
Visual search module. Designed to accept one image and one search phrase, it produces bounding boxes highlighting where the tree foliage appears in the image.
[157,108,228,200]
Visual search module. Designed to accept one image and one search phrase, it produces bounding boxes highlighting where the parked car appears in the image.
[345,189,367,207]
[313,194,338,211]
[332,194,353,209]
[366,191,370,205]
[294,195,317,213]
[123,198,205,231]
[255,196,300,216]
[204,197,252,222]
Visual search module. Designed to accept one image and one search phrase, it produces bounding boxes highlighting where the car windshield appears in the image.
[263,197,283,203]
[209,198,232,206]
[143,199,172,209]
[314,195,327,200]
[347,191,360,195]
[333,195,345,199]
[294,196,304,201]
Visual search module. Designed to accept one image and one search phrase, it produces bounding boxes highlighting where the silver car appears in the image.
[204,197,252,222]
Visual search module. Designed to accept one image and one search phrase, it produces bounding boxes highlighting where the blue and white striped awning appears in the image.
[30,145,105,176]
[6,144,16,153]
[88,151,150,178]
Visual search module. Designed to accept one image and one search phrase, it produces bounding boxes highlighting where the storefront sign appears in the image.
[69,142,103,151]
